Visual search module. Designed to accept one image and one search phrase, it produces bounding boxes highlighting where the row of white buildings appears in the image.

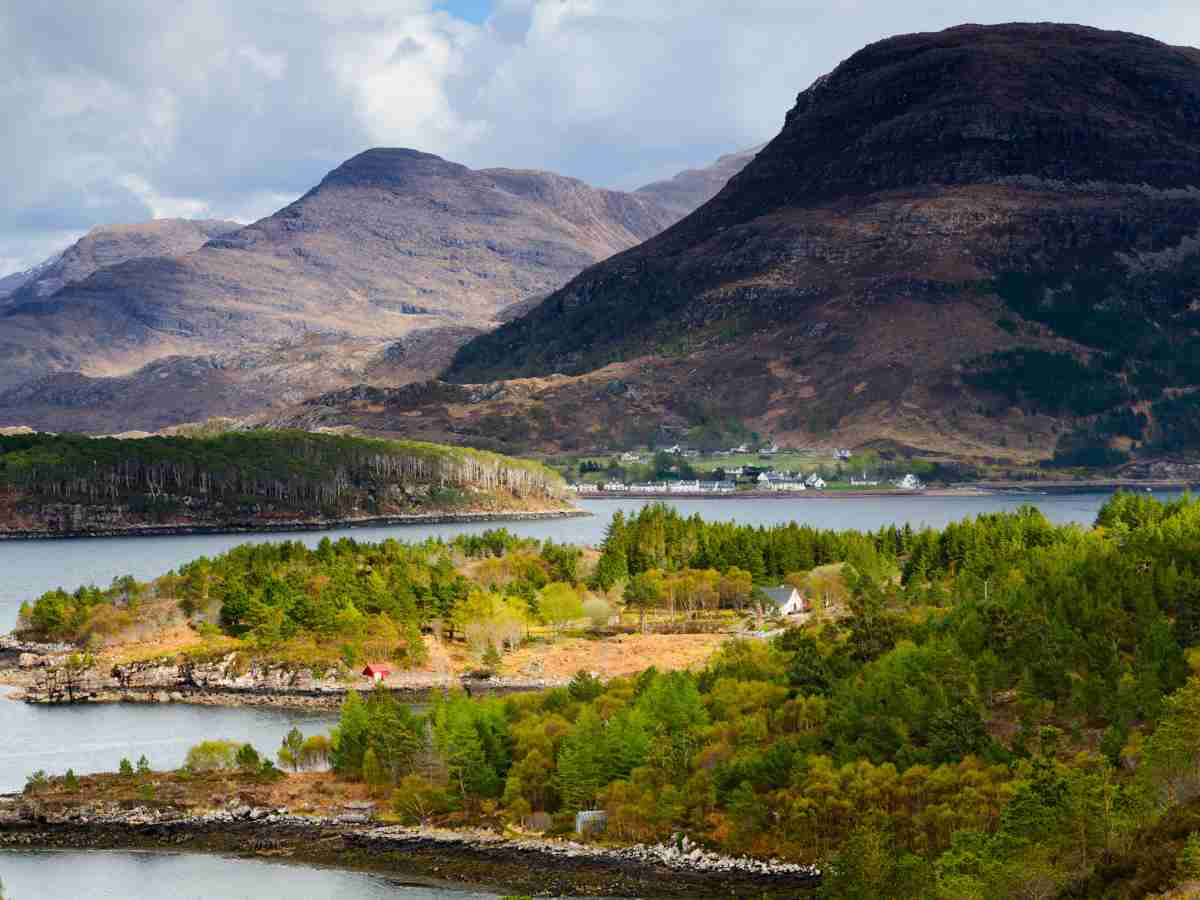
[756,471,827,492]
[568,481,736,495]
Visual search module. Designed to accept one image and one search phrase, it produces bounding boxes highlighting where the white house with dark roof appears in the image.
[760,585,809,617]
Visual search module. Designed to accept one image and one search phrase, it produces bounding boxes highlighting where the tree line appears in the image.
[0,430,564,518]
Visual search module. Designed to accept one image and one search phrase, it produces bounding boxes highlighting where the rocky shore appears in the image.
[0,796,820,897]
[0,640,565,709]
[0,507,588,541]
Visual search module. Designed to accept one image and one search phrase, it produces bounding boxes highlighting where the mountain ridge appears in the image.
[0,146,757,432]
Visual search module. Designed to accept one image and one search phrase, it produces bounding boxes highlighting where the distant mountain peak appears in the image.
[317,147,472,190]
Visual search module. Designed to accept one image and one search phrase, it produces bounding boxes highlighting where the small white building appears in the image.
[896,473,924,491]
[619,452,641,463]
[602,481,629,492]
[805,473,827,490]
[758,472,807,492]
[760,586,809,618]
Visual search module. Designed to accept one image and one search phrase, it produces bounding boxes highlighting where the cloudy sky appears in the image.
[2,0,1198,274]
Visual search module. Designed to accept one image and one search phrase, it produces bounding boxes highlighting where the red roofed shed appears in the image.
[362,663,392,683]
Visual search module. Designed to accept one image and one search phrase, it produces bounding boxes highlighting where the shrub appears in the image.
[184,740,240,772]
[582,595,613,628]
[23,770,48,795]
[235,743,261,772]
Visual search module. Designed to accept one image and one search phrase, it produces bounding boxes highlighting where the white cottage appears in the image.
[761,586,809,617]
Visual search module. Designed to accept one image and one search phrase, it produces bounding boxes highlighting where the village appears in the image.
[563,443,926,496]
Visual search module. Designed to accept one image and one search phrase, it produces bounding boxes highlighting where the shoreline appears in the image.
[0,507,588,542]
[6,679,568,711]
[578,480,1199,501]
[0,805,819,898]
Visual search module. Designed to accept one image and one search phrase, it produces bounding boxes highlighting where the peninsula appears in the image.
[0,429,574,539]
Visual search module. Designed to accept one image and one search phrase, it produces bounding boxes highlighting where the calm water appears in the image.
[0,851,509,899]
[0,493,1180,633]
[0,687,337,792]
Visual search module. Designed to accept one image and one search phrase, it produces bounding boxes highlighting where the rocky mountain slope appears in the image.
[0,148,754,432]
[419,24,1200,462]
[6,219,240,304]
[0,256,58,300]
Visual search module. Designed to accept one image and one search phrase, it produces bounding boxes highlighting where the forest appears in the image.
[21,495,1200,896]
[0,430,564,523]
[316,495,1200,898]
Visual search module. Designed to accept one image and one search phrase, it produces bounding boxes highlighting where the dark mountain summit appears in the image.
[438,24,1200,462]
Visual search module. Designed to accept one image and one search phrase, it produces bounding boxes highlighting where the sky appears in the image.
[2,0,1200,275]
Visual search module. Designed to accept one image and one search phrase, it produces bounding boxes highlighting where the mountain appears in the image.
[0,255,59,300]
[429,24,1200,463]
[634,146,764,216]
[8,218,241,304]
[0,148,755,432]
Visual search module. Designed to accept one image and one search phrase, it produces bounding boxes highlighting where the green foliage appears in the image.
[23,770,48,795]
[331,688,424,784]
[63,769,79,792]
[185,740,241,772]
[538,582,583,635]
[118,757,134,778]
[0,430,564,517]
[394,774,451,825]
[1179,831,1200,880]
[597,502,896,585]
[965,348,1128,416]
[990,264,1200,402]
[819,825,933,900]
[1153,392,1200,453]
[235,743,261,772]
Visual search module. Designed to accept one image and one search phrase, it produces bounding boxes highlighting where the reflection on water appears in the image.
[0,691,338,792]
[0,851,506,899]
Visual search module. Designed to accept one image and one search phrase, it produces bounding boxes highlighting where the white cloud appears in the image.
[4,1,1200,273]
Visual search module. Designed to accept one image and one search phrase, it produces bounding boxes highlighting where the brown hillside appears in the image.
[0,148,755,432]
[434,24,1200,461]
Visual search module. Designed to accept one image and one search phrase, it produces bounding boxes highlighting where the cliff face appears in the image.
[0,149,754,433]
[435,25,1200,460]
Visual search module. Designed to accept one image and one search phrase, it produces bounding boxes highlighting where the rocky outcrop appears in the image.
[10,650,569,709]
